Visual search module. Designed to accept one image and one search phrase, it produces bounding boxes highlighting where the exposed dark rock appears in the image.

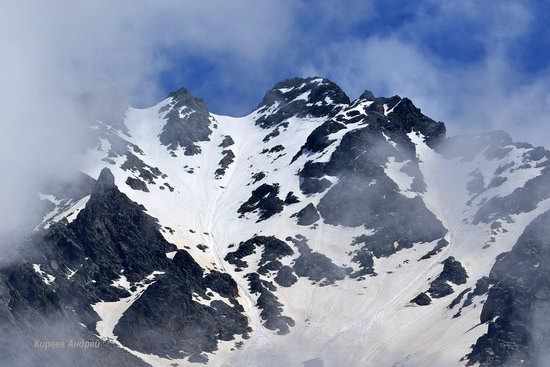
[449,288,472,310]
[472,276,491,296]
[462,276,491,308]
[188,353,209,363]
[245,273,295,335]
[300,161,327,178]
[215,149,235,178]
[224,236,296,334]
[473,165,550,224]
[427,257,468,299]
[262,144,285,154]
[467,170,485,196]
[219,135,235,148]
[427,278,454,298]
[114,251,249,359]
[371,97,446,147]
[438,256,469,285]
[224,236,294,273]
[494,162,515,176]
[284,191,300,204]
[300,177,332,195]
[297,120,346,157]
[411,292,432,306]
[238,184,284,222]
[487,176,507,189]
[159,87,212,155]
[359,90,375,100]
[419,239,449,261]
[254,77,350,129]
[251,171,266,184]
[162,182,174,192]
[73,169,176,285]
[11,76,550,366]
[293,203,320,226]
[349,249,375,278]
[262,127,282,143]
[125,176,149,192]
[311,122,446,273]
[120,152,163,184]
[275,266,298,287]
[289,236,350,285]
[92,167,116,195]
[523,146,550,163]
[468,210,550,366]
[0,167,249,364]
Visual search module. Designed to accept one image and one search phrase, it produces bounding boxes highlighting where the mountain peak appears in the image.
[253,76,350,129]
[92,167,116,195]
[270,76,343,92]
[167,86,197,101]
[12,71,550,367]
[158,86,212,155]
[358,89,375,101]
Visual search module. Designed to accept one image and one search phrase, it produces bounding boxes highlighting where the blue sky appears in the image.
[132,0,550,146]
[2,0,550,164]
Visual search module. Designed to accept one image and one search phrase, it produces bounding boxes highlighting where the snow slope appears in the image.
[37,77,550,366]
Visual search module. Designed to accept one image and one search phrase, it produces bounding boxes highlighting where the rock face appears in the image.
[317,124,447,275]
[159,87,213,155]
[6,76,550,366]
[225,236,295,273]
[468,210,550,367]
[125,176,149,192]
[411,292,432,306]
[293,203,320,226]
[0,168,248,366]
[91,167,116,195]
[411,257,468,305]
[419,238,449,260]
[289,235,350,285]
[427,257,468,299]
[237,183,285,222]
[114,250,249,359]
[215,149,235,178]
[254,77,350,129]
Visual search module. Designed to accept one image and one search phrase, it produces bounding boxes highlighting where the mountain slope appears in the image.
[4,76,550,366]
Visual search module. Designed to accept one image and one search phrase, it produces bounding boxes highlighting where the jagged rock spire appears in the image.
[92,167,116,195]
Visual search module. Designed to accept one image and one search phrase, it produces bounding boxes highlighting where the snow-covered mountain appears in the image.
[2,77,550,367]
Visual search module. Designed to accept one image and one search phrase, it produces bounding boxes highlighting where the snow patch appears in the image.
[32,264,55,285]
[384,157,416,198]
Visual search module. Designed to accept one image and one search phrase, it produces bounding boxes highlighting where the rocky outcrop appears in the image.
[293,203,320,226]
[159,87,213,155]
[254,77,350,129]
[467,210,550,366]
[237,183,285,222]
[0,168,249,365]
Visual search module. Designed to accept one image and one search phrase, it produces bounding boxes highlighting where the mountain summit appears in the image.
[2,77,550,367]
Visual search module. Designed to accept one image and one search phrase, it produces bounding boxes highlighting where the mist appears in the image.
[0,0,295,240]
[3,1,550,240]
[2,3,550,365]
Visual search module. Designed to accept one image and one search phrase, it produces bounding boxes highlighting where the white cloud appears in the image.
[0,0,298,239]
[304,0,550,146]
